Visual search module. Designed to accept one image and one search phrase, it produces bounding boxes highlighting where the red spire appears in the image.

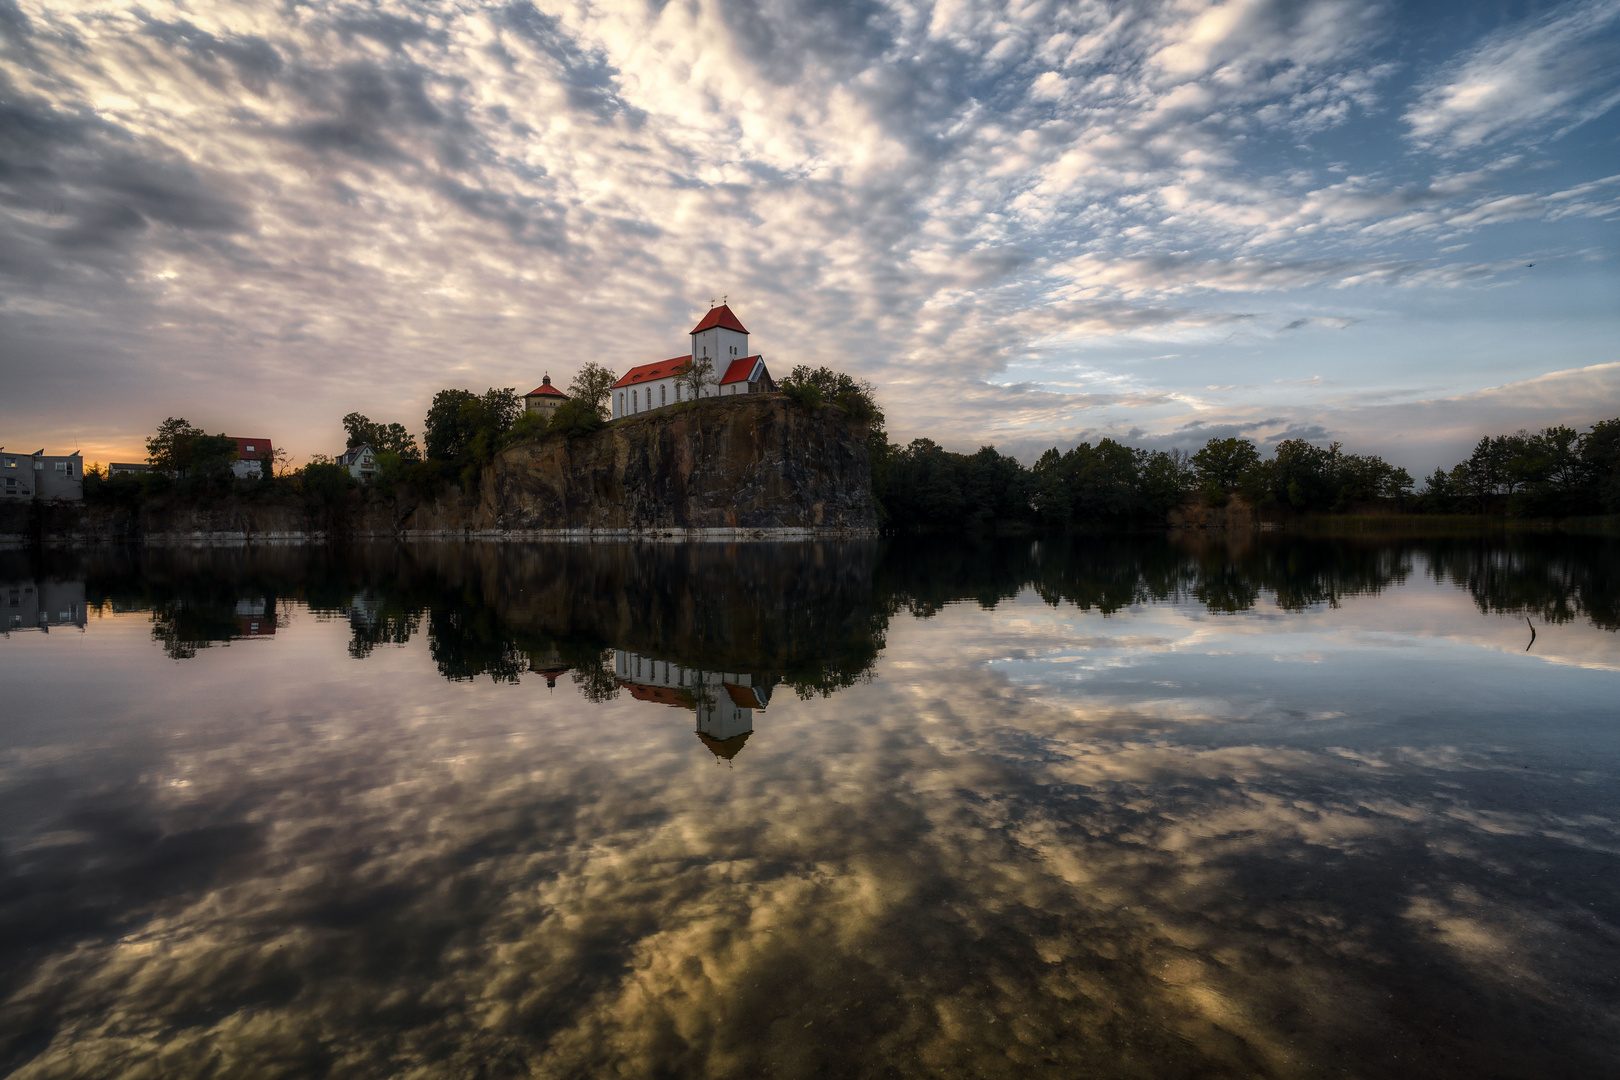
[690,304,748,335]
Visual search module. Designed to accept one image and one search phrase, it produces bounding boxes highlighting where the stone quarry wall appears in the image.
[481,395,876,535]
[2,397,877,542]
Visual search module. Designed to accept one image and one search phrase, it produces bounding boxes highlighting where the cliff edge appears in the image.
[482,395,876,534]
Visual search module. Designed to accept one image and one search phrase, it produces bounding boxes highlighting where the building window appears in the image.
[660,386,666,406]
[245,444,255,452]
[675,384,681,402]
[633,390,638,411]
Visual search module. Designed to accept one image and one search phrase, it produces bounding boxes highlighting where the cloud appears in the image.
[6,558,1618,1076]
[0,0,1614,465]
[1405,0,1620,152]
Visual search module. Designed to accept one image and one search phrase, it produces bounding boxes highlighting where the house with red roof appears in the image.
[523,374,568,421]
[227,436,274,479]
[610,303,777,420]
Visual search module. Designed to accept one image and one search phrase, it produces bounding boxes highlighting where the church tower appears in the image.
[690,303,749,368]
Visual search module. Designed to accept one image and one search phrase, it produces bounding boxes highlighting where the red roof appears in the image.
[227,437,273,460]
[690,304,749,335]
[526,383,566,398]
[718,356,765,385]
[724,683,767,710]
[620,681,695,708]
[612,357,689,389]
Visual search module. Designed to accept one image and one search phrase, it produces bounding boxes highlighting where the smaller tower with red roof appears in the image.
[523,374,568,422]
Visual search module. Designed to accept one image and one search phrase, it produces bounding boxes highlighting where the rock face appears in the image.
[2,396,877,541]
[481,395,877,534]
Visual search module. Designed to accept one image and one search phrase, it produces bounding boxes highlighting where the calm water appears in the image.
[1,535,1618,1079]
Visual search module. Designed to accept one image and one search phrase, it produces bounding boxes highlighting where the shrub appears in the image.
[549,397,606,438]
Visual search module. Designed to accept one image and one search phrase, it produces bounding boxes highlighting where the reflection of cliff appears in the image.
[8,532,1612,672]
[402,541,886,695]
[615,650,773,760]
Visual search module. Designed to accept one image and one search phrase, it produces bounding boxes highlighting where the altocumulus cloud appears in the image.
[0,0,1616,469]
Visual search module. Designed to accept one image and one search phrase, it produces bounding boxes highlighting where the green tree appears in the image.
[423,388,521,465]
[342,413,421,459]
[145,418,237,481]
[145,417,204,475]
[1191,437,1262,492]
[1582,418,1620,512]
[567,362,619,420]
[548,397,606,438]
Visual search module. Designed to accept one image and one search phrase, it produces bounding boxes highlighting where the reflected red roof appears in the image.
[718,356,765,385]
[620,681,695,709]
[724,683,765,709]
[698,730,751,760]
[690,304,749,335]
[612,357,689,389]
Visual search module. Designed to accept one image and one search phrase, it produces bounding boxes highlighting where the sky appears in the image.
[1,0,1617,472]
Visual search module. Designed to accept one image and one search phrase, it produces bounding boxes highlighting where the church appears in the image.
[609,303,777,420]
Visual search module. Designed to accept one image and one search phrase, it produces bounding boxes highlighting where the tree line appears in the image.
[867,419,1620,531]
[95,365,1620,531]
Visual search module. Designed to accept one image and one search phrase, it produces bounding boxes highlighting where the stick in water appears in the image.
[1525,616,1536,652]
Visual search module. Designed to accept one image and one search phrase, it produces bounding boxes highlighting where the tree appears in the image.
[780,365,881,423]
[568,362,618,420]
[342,413,421,459]
[548,397,606,438]
[678,356,714,402]
[1582,418,1620,512]
[423,388,520,463]
[145,417,236,480]
[146,417,204,474]
[1191,437,1261,492]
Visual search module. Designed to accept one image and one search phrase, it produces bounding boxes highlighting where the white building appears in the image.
[336,444,378,482]
[610,304,777,420]
[2,578,87,634]
[614,649,772,760]
[0,449,83,501]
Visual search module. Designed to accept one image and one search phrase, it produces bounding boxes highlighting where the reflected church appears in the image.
[615,650,773,761]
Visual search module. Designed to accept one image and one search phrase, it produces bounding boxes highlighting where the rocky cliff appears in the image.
[480,395,876,534]
[3,396,877,541]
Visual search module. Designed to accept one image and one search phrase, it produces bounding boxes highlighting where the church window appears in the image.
[660,386,666,405]
[633,389,638,411]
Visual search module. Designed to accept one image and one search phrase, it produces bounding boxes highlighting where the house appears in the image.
[108,462,150,477]
[613,649,772,760]
[523,375,568,421]
[610,304,777,420]
[0,449,84,501]
[336,444,378,482]
[227,437,274,479]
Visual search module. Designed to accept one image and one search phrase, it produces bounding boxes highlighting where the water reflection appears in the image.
[7,532,1615,668]
[0,536,1617,1078]
[616,649,774,760]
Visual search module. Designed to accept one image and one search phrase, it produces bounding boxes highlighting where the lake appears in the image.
[2,535,1617,1079]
